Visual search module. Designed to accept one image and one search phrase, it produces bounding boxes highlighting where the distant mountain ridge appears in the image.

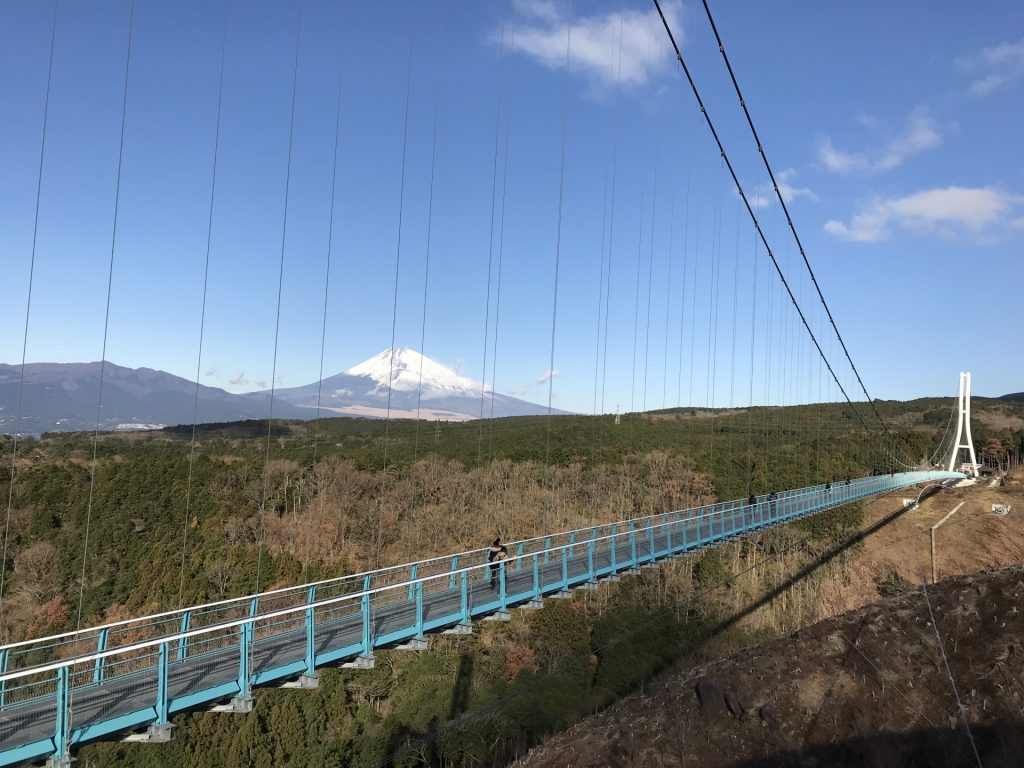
[0,349,562,435]
[1000,392,1024,401]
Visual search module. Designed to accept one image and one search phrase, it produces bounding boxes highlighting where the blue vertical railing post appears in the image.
[543,536,552,564]
[92,627,109,683]
[610,524,618,571]
[459,570,469,623]
[414,581,425,639]
[304,585,316,677]
[532,554,540,599]
[681,511,688,550]
[360,575,372,658]
[561,545,569,588]
[730,502,737,534]
[498,561,507,611]
[177,610,191,661]
[54,665,69,762]
[568,531,576,558]
[662,515,671,553]
[407,564,418,600]
[648,518,656,559]
[0,648,7,708]
[449,556,458,590]
[516,543,525,572]
[586,538,595,581]
[629,520,637,565]
[155,641,169,725]
[237,598,257,701]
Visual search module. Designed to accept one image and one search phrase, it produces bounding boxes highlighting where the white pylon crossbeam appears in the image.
[948,371,980,477]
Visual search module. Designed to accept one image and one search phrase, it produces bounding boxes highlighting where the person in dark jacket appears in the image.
[489,542,508,590]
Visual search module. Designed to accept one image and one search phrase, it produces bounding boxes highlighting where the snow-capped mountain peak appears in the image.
[343,347,487,396]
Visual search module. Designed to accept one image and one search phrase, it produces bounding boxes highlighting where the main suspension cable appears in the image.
[694,0,907,458]
[651,0,889,449]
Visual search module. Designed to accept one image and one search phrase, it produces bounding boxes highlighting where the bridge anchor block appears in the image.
[341,655,375,670]
[122,723,174,743]
[483,610,511,622]
[211,696,254,714]
[442,623,472,635]
[395,638,429,651]
[280,674,319,690]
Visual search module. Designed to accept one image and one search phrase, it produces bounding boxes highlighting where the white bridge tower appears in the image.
[948,371,980,477]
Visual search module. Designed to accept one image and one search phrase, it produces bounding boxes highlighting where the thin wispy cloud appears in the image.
[816,107,942,175]
[957,37,1024,95]
[509,367,560,396]
[229,372,249,386]
[824,186,1023,243]
[498,0,683,92]
[537,368,559,385]
[745,169,817,209]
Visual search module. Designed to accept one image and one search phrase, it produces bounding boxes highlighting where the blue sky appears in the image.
[1,0,1022,415]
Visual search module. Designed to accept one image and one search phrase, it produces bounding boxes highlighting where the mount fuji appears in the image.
[272,347,563,421]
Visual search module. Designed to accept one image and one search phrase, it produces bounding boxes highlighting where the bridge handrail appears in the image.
[0,471,956,684]
[0,479,836,654]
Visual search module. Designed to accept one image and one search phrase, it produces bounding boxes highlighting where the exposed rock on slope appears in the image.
[516,566,1024,768]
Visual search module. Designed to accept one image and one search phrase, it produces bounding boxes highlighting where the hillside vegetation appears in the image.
[0,396,1021,766]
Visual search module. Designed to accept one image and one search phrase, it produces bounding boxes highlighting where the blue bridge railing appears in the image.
[0,470,961,765]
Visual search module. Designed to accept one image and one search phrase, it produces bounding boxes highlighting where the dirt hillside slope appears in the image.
[515,565,1024,768]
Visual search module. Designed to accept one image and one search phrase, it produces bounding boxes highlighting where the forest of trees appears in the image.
[0,396,1021,766]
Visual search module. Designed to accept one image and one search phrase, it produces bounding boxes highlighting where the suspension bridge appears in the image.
[0,1,981,765]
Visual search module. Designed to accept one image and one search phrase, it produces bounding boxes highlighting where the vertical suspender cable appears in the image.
[598,18,623,446]
[69,0,135,740]
[591,159,610,429]
[306,39,345,582]
[0,0,59,630]
[641,148,658,418]
[77,0,134,635]
[746,199,759,492]
[413,103,439,459]
[178,0,229,607]
[379,25,415,564]
[477,27,505,464]
[661,188,676,409]
[542,6,573,532]
[487,123,511,439]
[254,2,303,593]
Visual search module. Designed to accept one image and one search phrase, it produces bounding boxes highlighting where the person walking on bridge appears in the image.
[487,538,502,588]
[488,539,508,590]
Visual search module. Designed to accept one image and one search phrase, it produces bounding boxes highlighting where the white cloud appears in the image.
[510,367,560,396]
[816,107,942,175]
[537,368,559,385]
[229,372,249,386]
[742,169,816,209]
[777,169,818,204]
[499,0,683,91]
[824,186,1023,243]
[1011,216,1024,232]
[958,38,1024,95]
